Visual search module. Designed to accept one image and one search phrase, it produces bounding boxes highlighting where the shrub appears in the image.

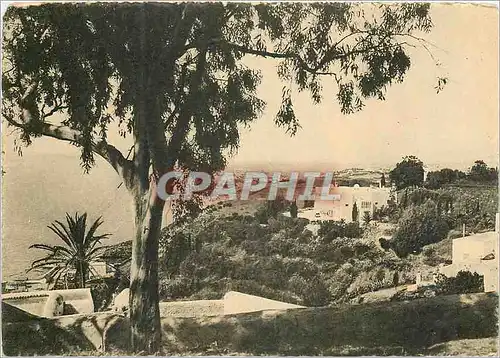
[391,201,449,257]
[421,246,450,266]
[288,274,330,307]
[379,238,391,251]
[149,209,432,305]
[408,188,440,207]
[90,277,121,311]
[438,186,497,232]
[435,271,484,295]
[362,211,371,226]
[159,275,194,300]
[317,220,363,242]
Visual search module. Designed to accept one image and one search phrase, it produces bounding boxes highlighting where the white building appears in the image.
[297,185,392,222]
[439,215,499,293]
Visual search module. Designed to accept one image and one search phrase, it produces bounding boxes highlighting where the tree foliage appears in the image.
[389,155,424,190]
[435,271,484,295]
[317,219,364,242]
[352,201,359,222]
[425,168,466,189]
[3,2,435,173]
[290,201,298,219]
[468,160,498,183]
[157,211,412,306]
[391,201,449,257]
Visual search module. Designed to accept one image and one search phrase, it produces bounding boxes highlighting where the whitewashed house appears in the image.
[301,184,392,222]
[439,214,499,293]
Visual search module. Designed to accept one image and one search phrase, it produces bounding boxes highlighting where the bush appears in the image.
[317,220,363,242]
[90,277,121,311]
[254,198,288,224]
[288,274,330,306]
[437,186,497,232]
[145,210,434,305]
[159,275,194,300]
[379,238,391,251]
[422,246,447,266]
[391,201,449,257]
[435,271,484,295]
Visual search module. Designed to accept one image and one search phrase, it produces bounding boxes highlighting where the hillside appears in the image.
[438,185,498,232]
[154,210,419,306]
[100,182,497,307]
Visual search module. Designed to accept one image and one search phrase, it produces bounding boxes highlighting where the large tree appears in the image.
[389,155,425,190]
[468,159,498,182]
[3,2,437,353]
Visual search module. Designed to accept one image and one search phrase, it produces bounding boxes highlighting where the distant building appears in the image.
[439,216,499,293]
[295,185,392,222]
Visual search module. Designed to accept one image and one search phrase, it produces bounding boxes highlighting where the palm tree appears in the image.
[28,212,110,288]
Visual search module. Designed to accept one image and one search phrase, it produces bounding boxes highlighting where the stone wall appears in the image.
[161,293,498,355]
[159,299,224,317]
[2,288,94,317]
[3,293,498,355]
[223,291,305,315]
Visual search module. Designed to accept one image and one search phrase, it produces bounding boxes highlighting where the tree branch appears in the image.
[220,30,417,75]
[7,83,136,190]
[166,47,208,169]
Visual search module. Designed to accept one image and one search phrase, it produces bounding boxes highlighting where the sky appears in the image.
[230,3,499,170]
[1,2,499,277]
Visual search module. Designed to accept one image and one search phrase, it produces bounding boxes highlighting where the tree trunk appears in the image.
[129,183,165,353]
[75,261,85,288]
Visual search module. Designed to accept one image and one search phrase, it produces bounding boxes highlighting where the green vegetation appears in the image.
[391,201,449,257]
[254,198,288,224]
[376,181,497,258]
[389,156,424,190]
[290,201,298,219]
[424,160,497,190]
[435,271,484,295]
[468,160,498,183]
[158,293,498,355]
[391,271,484,302]
[156,211,415,306]
[425,168,467,189]
[437,185,498,233]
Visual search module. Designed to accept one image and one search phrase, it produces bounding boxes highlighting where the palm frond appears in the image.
[29,211,110,287]
[47,222,77,252]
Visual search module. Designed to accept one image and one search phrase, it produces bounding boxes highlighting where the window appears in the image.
[361,201,371,209]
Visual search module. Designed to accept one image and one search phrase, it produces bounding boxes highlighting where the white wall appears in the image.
[311,186,391,222]
[452,232,498,265]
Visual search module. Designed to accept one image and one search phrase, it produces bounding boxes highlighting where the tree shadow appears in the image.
[2,302,91,355]
[160,292,498,356]
[2,302,129,356]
